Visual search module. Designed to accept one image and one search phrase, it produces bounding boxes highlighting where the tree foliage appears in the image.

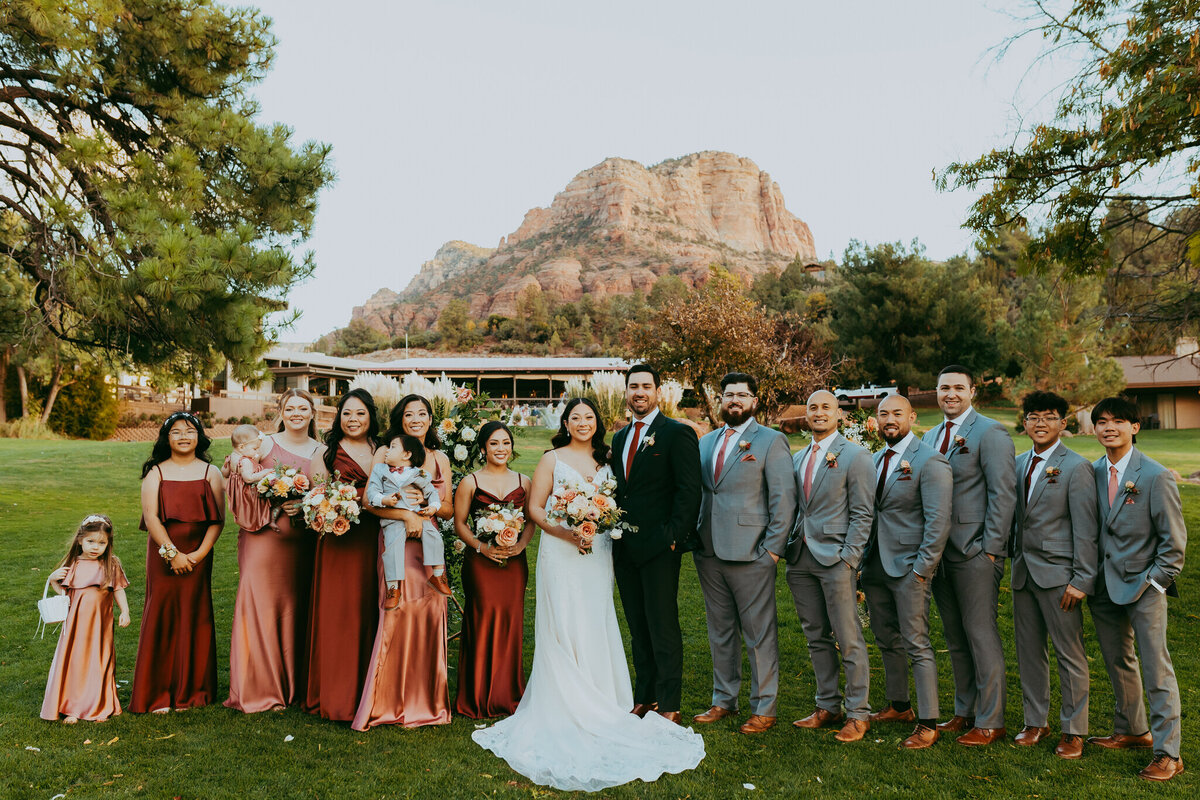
[627,266,835,424]
[940,0,1200,338]
[828,241,1009,391]
[0,0,333,374]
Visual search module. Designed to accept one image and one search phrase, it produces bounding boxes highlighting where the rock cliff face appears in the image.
[352,151,816,332]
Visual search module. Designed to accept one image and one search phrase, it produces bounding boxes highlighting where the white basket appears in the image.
[36,577,69,639]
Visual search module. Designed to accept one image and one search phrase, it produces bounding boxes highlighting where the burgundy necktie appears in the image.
[1108,465,1119,506]
[1024,455,1043,500]
[875,449,896,502]
[713,428,737,481]
[803,444,818,500]
[625,421,644,478]
[939,420,954,455]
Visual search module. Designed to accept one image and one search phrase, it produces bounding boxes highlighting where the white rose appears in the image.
[345,501,360,516]
[609,529,623,540]
[460,426,476,442]
[325,510,338,522]
[454,444,469,462]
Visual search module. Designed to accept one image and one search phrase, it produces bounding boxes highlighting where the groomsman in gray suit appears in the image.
[692,372,797,734]
[1010,391,1098,760]
[786,390,875,742]
[1086,396,1187,782]
[861,395,953,749]
[922,365,1016,746]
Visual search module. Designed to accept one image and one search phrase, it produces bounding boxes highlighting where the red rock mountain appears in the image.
[352,151,816,332]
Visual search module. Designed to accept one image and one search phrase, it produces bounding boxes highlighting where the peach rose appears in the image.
[496,527,520,547]
[578,520,597,541]
[331,516,351,535]
[593,495,612,511]
[293,474,310,492]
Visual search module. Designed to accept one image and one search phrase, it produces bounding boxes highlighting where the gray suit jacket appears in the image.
[785,433,875,568]
[1093,449,1187,605]
[1011,445,1099,594]
[923,411,1017,561]
[871,437,953,579]
[697,418,797,562]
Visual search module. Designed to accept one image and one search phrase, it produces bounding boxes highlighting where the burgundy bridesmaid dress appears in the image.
[454,476,529,719]
[304,444,382,721]
[41,560,129,721]
[352,459,451,730]
[130,466,221,712]
[225,441,317,712]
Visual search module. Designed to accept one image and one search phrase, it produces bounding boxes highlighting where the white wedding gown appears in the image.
[472,458,705,792]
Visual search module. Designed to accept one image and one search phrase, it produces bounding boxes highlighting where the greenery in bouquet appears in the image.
[434,386,505,479]
[838,407,885,453]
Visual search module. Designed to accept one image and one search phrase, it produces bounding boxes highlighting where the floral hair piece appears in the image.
[81,514,109,526]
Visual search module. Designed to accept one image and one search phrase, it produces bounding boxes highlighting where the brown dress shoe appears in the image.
[957,727,1007,746]
[936,715,973,732]
[739,714,776,734]
[383,586,401,610]
[793,708,846,729]
[834,718,869,742]
[902,724,939,749]
[693,706,735,724]
[1139,754,1184,782]
[657,710,682,725]
[1055,734,1084,760]
[630,702,658,718]
[1014,725,1051,746]
[869,706,916,724]
[1087,732,1153,749]
[427,574,453,596]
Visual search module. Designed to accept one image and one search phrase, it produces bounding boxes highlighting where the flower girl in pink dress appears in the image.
[42,514,131,723]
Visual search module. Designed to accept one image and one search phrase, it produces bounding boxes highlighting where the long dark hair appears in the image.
[551,397,610,466]
[141,411,213,478]
[384,394,439,451]
[323,388,380,473]
[275,388,318,440]
[478,420,518,465]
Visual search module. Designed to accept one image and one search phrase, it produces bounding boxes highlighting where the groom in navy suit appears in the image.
[611,364,702,724]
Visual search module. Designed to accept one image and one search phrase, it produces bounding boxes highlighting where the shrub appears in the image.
[47,367,119,440]
[0,418,59,439]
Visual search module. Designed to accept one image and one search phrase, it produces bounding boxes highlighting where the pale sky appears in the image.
[248,0,1062,342]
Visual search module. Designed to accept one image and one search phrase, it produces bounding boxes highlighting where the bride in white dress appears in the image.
[472,398,705,792]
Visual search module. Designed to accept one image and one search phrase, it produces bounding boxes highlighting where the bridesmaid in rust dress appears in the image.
[354,394,455,730]
[225,389,322,713]
[131,412,225,713]
[304,388,382,721]
[453,420,534,718]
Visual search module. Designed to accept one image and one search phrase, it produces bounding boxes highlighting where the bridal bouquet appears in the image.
[546,473,636,553]
[256,464,311,501]
[300,473,361,535]
[471,502,525,566]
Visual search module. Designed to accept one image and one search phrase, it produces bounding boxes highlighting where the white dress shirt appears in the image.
[1024,439,1061,501]
[941,405,975,434]
[621,407,660,468]
[797,432,839,482]
[1105,447,1134,487]
[712,418,753,478]
[877,432,916,482]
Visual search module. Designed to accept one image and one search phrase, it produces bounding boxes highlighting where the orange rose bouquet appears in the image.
[472,502,525,566]
[301,473,362,535]
[547,472,636,554]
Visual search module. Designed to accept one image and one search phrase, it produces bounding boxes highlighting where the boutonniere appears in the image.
[738,440,751,452]
[824,451,838,469]
[898,460,912,476]
[1123,481,1139,504]
[639,433,655,451]
[953,435,969,454]
[1044,466,1061,484]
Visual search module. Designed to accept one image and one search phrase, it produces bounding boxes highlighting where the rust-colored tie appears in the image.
[939,421,954,455]
[625,421,644,478]
[713,427,737,481]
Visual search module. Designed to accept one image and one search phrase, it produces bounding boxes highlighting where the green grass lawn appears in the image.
[0,429,1196,799]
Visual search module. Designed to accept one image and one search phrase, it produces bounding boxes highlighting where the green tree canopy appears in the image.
[0,0,333,374]
[940,0,1199,340]
[828,241,1009,391]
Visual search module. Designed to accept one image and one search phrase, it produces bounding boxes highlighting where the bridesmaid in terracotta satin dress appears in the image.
[354,394,455,730]
[304,388,382,721]
[225,389,322,713]
[131,413,225,713]
[42,514,131,723]
[453,420,534,718]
